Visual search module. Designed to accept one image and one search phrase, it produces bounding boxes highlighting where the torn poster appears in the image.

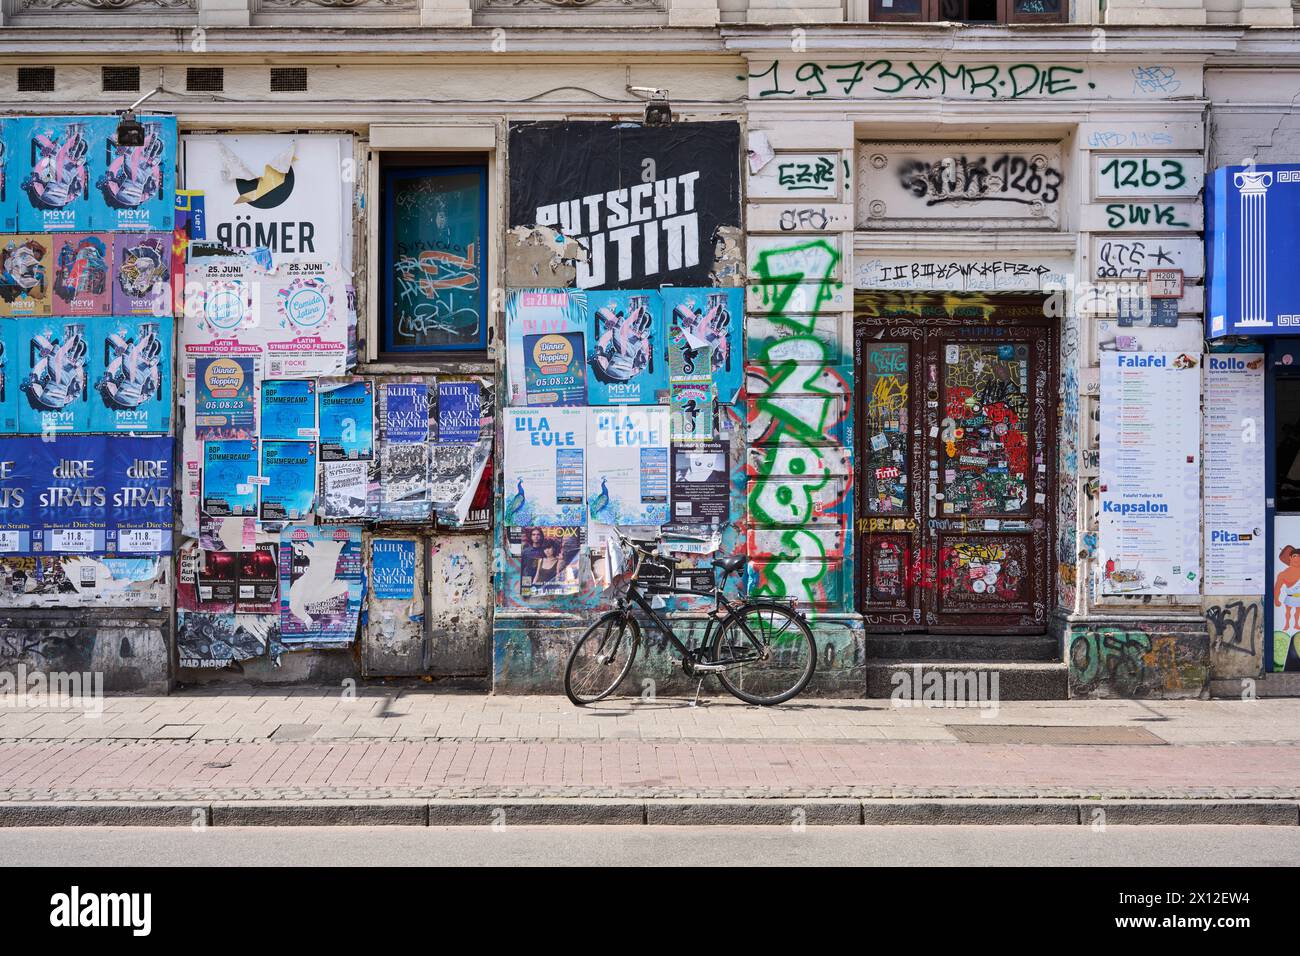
[279,524,363,646]
[318,459,370,521]
[663,286,742,405]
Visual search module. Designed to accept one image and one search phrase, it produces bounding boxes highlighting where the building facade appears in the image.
[0,1,1296,699]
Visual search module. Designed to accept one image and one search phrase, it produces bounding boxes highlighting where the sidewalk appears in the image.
[2,690,1299,825]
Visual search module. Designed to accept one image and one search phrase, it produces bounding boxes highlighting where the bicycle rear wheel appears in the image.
[564,610,641,706]
[711,600,816,706]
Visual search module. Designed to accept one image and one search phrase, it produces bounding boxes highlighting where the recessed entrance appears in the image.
[853,295,1056,634]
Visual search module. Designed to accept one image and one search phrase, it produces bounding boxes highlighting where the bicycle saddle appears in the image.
[711,555,746,574]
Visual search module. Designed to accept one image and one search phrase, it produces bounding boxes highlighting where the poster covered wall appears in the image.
[1099,352,1202,596]
[1272,515,1300,672]
[508,121,741,290]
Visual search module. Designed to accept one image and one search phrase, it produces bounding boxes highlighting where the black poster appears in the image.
[508,121,741,291]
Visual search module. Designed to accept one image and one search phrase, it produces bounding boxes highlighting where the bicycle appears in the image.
[563,528,817,707]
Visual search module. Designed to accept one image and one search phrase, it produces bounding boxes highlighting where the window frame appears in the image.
[869,0,1066,23]
[379,162,490,357]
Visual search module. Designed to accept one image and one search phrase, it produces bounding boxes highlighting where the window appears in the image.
[871,0,1065,22]
[380,163,489,354]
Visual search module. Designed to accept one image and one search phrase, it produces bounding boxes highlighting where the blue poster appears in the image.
[382,382,429,444]
[30,434,108,555]
[662,286,743,405]
[90,314,173,434]
[194,355,255,440]
[15,316,93,435]
[10,116,102,233]
[371,538,417,600]
[106,436,173,555]
[0,118,14,233]
[261,379,317,441]
[202,439,258,517]
[587,289,665,405]
[0,318,17,433]
[437,381,480,443]
[91,115,176,232]
[260,440,317,522]
[0,436,35,553]
[318,379,374,461]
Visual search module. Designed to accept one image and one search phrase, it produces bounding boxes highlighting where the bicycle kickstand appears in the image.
[689,676,705,708]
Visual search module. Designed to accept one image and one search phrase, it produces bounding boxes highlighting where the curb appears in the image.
[1,798,1299,827]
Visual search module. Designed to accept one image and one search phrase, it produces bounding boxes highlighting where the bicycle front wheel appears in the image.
[711,600,816,706]
[564,610,641,706]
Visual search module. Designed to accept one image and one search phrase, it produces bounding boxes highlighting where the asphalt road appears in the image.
[0,825,1297,866]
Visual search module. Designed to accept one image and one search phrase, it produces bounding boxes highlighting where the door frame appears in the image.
[853,293,1057,634]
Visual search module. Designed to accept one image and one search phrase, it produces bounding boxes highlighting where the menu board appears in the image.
[1099,352,1202,596]
[1203,354,1266,595]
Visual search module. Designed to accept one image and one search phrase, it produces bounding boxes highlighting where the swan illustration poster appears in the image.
[586,406,669,537]
[586,289,665,406]
[503,406,585,528]
[663,286,742,405]
[279,524,362,646]
[90,115,177,233]
[90,314,173,434]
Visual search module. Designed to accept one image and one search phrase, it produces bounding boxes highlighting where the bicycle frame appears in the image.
[615,574,767,667]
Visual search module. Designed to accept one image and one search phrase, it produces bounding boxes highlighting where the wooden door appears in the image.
[855,301,1054,633]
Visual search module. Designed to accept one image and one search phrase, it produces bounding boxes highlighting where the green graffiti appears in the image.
[747,238,846,607]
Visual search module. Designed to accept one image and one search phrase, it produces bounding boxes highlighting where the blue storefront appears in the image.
[1208,163,1300,673]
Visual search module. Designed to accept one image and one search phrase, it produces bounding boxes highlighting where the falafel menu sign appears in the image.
[1099,352,1202,597]
[181,134,352,267]
[508,121,740,290]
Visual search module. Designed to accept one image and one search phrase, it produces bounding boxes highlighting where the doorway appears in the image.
[853,296,1056,634]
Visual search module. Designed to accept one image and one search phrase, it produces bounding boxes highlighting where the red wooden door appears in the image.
[855,301,1054,634]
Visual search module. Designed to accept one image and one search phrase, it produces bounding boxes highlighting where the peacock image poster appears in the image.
[89,314,173,434]
[15,316,92,434]
[586,289,666,406]
[585,406,670,547]
[503,406,586,528]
